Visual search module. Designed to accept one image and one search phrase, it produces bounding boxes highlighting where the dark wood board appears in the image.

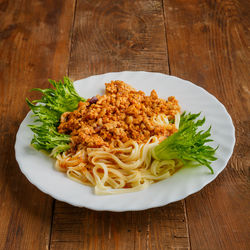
[0,0,75,249]
[0,0,249,249]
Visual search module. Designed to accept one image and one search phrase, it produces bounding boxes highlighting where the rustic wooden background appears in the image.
[0,0,249,249]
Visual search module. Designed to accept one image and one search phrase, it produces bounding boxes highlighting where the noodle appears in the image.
[55,132,183,195]
[55,81,182,194]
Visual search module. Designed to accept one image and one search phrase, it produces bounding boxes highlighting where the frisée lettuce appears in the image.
[26,77,85,156]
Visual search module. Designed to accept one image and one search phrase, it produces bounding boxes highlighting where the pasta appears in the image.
[27,78,217,194]
[55,112,182,195]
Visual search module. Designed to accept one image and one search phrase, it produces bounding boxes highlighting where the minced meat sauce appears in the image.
[58,81,180,150]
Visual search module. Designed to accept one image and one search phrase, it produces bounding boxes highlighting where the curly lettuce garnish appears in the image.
[152,112,217,173]
[26,77,85,157]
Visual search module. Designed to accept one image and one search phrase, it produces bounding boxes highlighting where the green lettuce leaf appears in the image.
[26,77,85,157]
[152,112,218,173]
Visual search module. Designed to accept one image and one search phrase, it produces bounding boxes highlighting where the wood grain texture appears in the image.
[1,0,249,249]
[0,0,75,249]
[163,0,250,249]
[68,0,170,80]
[50,202,189,250]
[50,1,189,249]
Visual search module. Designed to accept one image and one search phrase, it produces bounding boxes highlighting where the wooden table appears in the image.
[0,0,249,249]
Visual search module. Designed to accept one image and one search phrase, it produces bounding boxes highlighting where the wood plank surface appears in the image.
[163,0,250,249]
[0,0,75,249]
[1,0,249,249]
[50,1,189,249]
[68,0,169,79]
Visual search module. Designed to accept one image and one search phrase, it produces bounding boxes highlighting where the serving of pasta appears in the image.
[26,77,217,195]
[55,81,182,194]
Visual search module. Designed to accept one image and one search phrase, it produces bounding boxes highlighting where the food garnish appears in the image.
[26,77,84,156]
[152,112,217,173]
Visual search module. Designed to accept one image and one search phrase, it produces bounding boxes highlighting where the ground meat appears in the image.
[58,80,180,150]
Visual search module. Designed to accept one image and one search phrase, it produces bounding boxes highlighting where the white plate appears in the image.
[15,71,235,211]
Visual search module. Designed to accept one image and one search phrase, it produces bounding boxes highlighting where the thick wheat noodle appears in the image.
[55,113,182,194]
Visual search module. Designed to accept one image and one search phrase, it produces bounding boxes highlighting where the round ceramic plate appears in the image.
[15,71,235,211]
